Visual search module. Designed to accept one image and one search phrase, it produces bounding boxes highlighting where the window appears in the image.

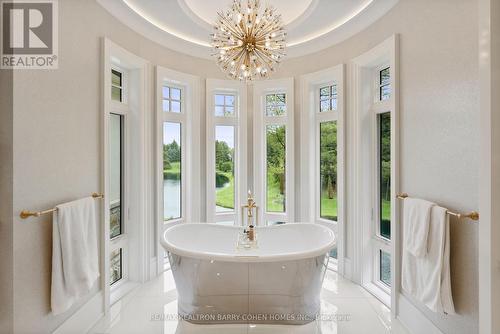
[206,79,247,225]
[253,78,294,226]
[315,82,341,262]
[163,86,181,113]
[266,124,286,212]
[111,69,123,102]
[215,94,235,116]
[378,112,391,239]
[320,85,338,112]
[379,67,391,101]
[266,93,286,116]
[351,36,397,306]
[109,110,127,287]
[109,113,123,238]
[301,67,344,270]
[380,250,391,286]
[215,126,235,212]
[110,248,122,285]
[161,83,185,223]
[163,122,182,221]
[320,121,338,221]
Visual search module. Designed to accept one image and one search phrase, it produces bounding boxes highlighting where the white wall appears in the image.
[273,1,479,333]
[479,0,500,333]
[0,65,14,334]
[10,0,480,333]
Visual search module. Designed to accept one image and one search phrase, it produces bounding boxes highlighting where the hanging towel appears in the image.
[402,205,455,314]
[403,198,435,257]
[51,197,99,315]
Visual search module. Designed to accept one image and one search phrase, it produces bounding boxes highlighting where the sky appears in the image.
[163,122,180,145]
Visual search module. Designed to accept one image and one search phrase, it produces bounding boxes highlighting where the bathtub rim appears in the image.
[161,223,336,263]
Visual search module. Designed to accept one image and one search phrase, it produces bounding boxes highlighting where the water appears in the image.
[163,179,232,220]
[164,179,181,220]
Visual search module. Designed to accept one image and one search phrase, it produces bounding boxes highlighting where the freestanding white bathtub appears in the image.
[161,223,336,324]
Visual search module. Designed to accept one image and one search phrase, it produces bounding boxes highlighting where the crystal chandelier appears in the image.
[211,0,286,81]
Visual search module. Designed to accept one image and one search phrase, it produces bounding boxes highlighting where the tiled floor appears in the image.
[91,269,410,334]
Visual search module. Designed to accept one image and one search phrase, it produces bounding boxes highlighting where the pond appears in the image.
[163,179,231,220]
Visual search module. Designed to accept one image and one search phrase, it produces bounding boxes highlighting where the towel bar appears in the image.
[20,193,104,219]
[396,193,479,221]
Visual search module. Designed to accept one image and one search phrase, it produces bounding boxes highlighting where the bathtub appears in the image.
[161,223,336,324]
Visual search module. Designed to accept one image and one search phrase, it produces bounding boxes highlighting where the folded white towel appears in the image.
[403,198,435,257]
[402,205,455,314]
[51,197,99,315]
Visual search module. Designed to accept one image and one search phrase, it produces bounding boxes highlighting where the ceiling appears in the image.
[97,0,399,59]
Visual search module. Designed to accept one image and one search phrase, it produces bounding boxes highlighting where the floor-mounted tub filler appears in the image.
[161,223,336,324]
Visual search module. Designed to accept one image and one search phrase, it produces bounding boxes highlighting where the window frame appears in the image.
[206,79,247,225]
[315,81,341,226]
[300,65,345,273]
[108,68,131,291]
[162,84,183,113]
[319,84,338,112]
[253,78,294,226]
[161,82,187,224]
[371,66,393,294]
[111,65,128,106]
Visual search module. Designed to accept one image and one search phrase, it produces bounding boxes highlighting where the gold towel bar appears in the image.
[396,193,479,221]
[20,193,104,219]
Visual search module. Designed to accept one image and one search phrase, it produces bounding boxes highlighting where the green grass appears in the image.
[216,171,234,209]
[164,162,180,180]
[381,199,391,221]
[320,192,338,220]
[266,176,285,212]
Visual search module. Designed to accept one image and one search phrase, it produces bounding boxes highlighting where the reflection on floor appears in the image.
[91,269,410,334]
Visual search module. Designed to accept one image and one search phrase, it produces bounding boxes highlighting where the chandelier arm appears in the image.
[217,13,245,40]
[253,47,278,69]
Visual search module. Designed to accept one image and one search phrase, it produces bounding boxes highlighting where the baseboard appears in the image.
[52,291,104,334]
[397,295,444,334]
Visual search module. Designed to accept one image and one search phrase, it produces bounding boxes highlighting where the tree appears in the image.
[320,122,338,198]
[163,140,180,167]
[215,140,233,172]
[266,125,286,194]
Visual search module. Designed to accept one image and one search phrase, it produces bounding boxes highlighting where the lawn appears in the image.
[266,176,285,212]
[215,172,286,212]
[320,192,338,221]
[164,162,180,179]
[216,171,235,209]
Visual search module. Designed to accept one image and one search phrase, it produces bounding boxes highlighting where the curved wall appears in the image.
[10,0,478,333]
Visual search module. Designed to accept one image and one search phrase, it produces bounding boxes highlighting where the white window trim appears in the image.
[253,78,294,225]
[350,35,399,312]
[108,111,129,288]
[300,64,345,274]
[155,66,201,272]
[111,66,128,106]
[206,79,247,225]
[102,38,151,312]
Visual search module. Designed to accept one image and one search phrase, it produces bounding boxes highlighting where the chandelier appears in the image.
[211,0,286,81]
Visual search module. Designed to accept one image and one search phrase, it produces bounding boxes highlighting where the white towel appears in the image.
[402,205,455,314]
[403,198,435,257]
[51,197,99,315]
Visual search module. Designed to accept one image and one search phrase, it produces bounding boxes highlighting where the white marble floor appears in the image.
[91,269,410,334]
